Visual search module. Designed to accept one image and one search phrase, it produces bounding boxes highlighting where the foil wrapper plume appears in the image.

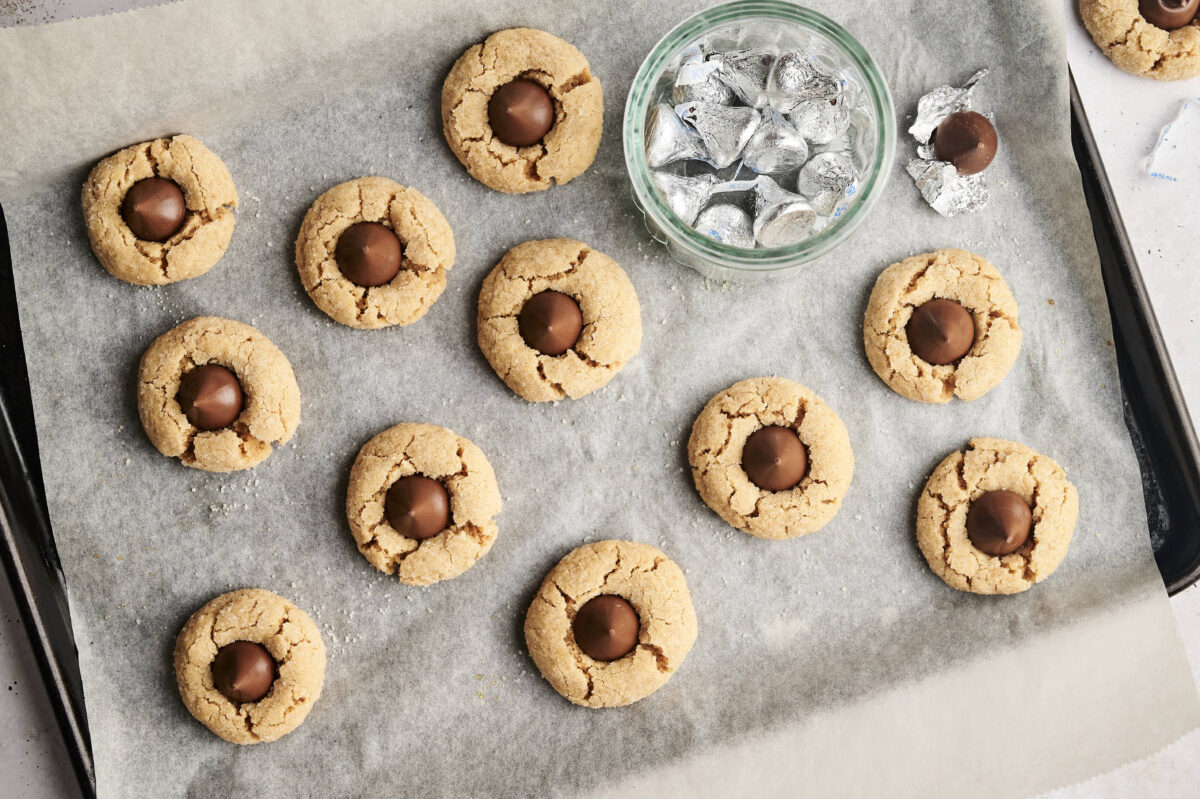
[906,69,990,217]
[642,33,869,250]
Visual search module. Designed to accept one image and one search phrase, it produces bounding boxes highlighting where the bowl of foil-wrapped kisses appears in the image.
[623,0,896,282]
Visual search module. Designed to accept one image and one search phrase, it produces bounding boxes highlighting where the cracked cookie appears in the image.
[137,316,300,472]
[524,540,697,708]
[441,28,604,193]
[295,177,456,329]
[864,249,1021,404]
[174,588,325,744]
[82,135,237,285]
[477,239,641,402]
[1080,0,1200,80]
[346,423,502,586]
[688,377,854,540]
[917,437,1079,595]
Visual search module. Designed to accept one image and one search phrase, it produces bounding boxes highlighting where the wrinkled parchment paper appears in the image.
[1,1,1197,796]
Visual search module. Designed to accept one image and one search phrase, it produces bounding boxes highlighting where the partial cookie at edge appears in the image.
[1079,0,1200,81]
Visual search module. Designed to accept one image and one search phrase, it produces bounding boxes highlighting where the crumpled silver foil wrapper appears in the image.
[908,68,987,143]
[646,102,709,167]
[713,47,777,108]
[694,202,756,248]
[651,171,718,225]
[751,175,819,247]
[906,159,989,216]
[676,101,761,169]
[797,151,858,216]
[741,110,810,173]
[905,69,991,216]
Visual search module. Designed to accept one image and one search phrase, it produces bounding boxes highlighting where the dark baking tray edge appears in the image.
[1069,73,1200,594]
[0,76,1198,799]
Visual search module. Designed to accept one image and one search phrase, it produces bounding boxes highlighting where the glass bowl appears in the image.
[622,0,896,283]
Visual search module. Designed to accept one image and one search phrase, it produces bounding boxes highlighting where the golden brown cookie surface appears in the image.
[441,28,603,193]
[174,588,325,745]
[863,249,1021,404]
[82,136,237,285]
[917,438,1079,594]
[137,316,300,473]
[524,540,697,708]
[294,177,455,329]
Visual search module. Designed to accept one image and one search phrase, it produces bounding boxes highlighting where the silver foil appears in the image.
[676,101,761,169]
[766,49,842,113]
[713,47,777,108]
[741,111,810,173]
[797,151,858,216]
[694,203,756,248]
[906,70,991,216]
[751,176,819,247]
[646,103,708,168]
[651,171,717,226]
[907,69,988,143]
[789,98,850,145]
[673,59,738,106]
[906,159,989,217]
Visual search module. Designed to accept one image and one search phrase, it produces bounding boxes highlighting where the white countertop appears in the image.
[2,0,1198,795]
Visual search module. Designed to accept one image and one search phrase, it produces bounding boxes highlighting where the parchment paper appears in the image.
[1,1,1197,797]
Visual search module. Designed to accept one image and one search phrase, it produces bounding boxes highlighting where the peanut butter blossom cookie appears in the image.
[917,438,1079,595]
[688,377,854,540]
[82,135,237,285]
[346,423,502,586]
[441,27,604,193]
[295,177,455,329]
[477,239,642,402]
[863,249,1021,404]
[174,588,326,744]
[137,316,300,472]
[524,540,697,708]
[1080,0,1200,80]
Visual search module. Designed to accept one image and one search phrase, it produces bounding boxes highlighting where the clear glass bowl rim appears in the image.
[621,0,897,273]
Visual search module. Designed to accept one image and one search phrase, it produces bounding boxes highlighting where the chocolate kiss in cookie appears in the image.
[385,475,450,540]
[1139,0,1199,30]
[488,79,555,147]
[967,490,1032,556]
[742,425,808,492]
[211,641,277,704]
[933,111,998,176]
[573,595,640,661]
[335,222,403,287]
[518,290,584,356]
[122,176,187,242]
[177,364,244,431]
[906,299,976,365]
